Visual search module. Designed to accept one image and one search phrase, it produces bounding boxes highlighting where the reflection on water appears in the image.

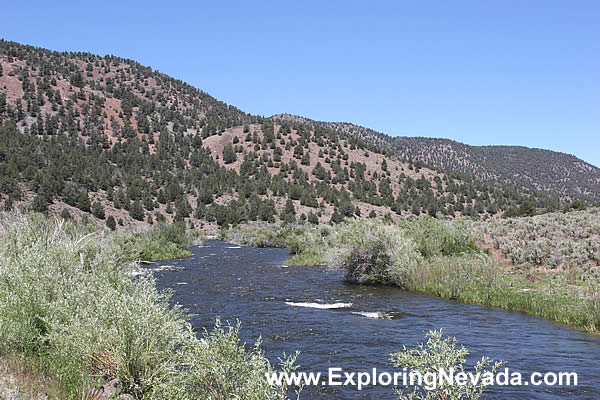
[150,240,600,400]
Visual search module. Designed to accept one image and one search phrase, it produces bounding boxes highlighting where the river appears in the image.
[150,240,600,399]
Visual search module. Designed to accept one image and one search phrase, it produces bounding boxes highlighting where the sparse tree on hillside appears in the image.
[106,215,116,230]
[284,199,296,216]
[77,193,91,213]
[0,93,6,114]
[60,208,71,220]
[92,201,105,219]
[31,194,49,213]
[130,200,145,221]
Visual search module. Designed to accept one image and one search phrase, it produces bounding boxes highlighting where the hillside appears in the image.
[272,115,600,203]
[0,40,562,229]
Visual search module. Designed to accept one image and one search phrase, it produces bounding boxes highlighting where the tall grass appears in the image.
[0,211,299,399]
[115,222,199,262]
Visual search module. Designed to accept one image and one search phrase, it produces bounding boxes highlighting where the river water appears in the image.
[150,240,600,399]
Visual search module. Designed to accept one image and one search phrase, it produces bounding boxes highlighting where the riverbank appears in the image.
[226,210,600,333]
[0,211,299,399]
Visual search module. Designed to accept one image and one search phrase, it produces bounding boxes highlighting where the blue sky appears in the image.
[4,1,599,166]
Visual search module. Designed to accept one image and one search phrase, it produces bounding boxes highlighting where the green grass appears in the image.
[115,222,201,262]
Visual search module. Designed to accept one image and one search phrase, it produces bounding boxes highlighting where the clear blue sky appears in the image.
[4,1,599,166]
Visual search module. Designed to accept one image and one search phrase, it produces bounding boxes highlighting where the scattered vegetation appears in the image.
[0,211,299,399]
[476,207,600,278]
[115,221,200,262]
[228,211,600,332]
[0,354,66,399]
[319,119,600,204]
[0,40,566,231]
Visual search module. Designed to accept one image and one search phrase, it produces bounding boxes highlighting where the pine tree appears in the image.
[77,193,91,212]
[301,152,310,166]
[308,212,319,224]
[31,194,49,213]
[92,201,105,219]
[130,200,145,221]
[284,199,296,215]
[223,143,236,164]
[60,208,71,220]
[0,93,6,114]
[106,215,117,230]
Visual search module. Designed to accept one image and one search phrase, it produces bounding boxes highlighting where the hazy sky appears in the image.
[4,1,599,166]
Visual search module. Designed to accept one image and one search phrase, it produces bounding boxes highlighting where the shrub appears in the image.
[326,221,423,286]
[391,330,503,400]
[115,222,195,261]
[31,194,49,213]
[106,215,116,230]
[151,320,302,400]
[399,217,477,258]
[91,201,105,220]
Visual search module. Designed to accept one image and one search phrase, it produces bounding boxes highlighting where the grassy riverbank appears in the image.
[227,211,600,333]
[0,211,299,399]
[115,221,200,262]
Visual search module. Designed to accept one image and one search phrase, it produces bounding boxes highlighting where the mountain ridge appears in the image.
[0,39,592,230]
[271,113,600,202]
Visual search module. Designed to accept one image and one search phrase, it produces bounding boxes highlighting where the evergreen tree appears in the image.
[307,212,319,224]
[92,201,105,219]
[106,215,117,230]
[60,208,71,220]
[77,193,91,212]
[0,93,6,114]
[3,197,13,212]
[284,199,296,216]
[130,200,145,221]
[223,143,236,164]
[31,194,49,213]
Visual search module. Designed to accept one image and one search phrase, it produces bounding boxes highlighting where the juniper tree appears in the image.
[77,193,91,212]
[223,143,236,164]
[31,194,49,213]
[106,215,116,230]
[130,200,145,221]
[92,201,105,219]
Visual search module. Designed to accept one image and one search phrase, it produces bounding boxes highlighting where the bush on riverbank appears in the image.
[324,222,423,286]
[228,217,480,287]
[0,212,299,399]
[116,221,199,262]
[391,330,503,400]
